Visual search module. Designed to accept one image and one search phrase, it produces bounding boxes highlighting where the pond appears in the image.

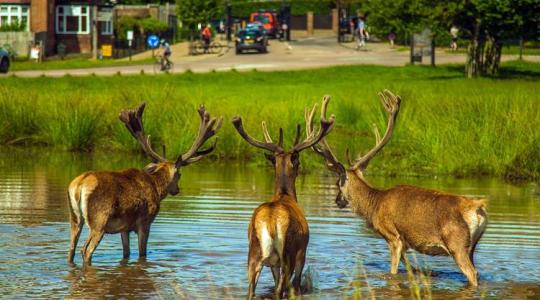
[0,149,539,299]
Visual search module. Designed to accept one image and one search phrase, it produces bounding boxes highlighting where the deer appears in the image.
[305,91,487,286]
[231,108,335,299]
[67,103,222,265]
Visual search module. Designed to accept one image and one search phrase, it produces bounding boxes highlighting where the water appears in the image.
[0,149,539,299]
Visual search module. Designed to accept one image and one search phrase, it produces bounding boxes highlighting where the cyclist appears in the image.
[159,39,172,70]
[201,24,212,54]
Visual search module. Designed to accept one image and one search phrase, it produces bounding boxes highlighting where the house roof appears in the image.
[0,0,31,5]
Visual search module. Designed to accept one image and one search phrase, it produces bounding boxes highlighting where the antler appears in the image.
[232,117,284,153]
[119,103,166,163]
[351,89,401,171]
[176,105,223,167]
[305,96,345,174]
[293,101,335,153]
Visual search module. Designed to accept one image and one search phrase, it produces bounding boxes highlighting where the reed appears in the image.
[0,62,538,180]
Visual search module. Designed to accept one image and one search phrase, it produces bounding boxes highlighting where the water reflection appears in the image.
[0,149,539,299]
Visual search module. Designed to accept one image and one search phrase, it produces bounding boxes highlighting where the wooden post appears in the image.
[307,11,314,36]
[92,4,98,59]
[331,8,338,33]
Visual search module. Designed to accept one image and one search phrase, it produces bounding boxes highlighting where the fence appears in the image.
[0,31,34,57]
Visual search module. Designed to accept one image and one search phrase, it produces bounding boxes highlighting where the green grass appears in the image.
[445,45,540,56]
[10,57,154,71]
[1,61,539,181]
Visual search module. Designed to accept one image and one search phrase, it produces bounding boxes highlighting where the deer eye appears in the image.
[264,153,276,164]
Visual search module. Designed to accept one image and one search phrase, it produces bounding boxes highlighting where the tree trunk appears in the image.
[465,20,502,78]
[465,21,482,78]
[483,36,502,75]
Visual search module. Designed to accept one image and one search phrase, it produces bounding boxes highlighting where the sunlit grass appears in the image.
[0,61,539,180]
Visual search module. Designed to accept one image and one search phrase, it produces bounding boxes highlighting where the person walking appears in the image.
[356,16,367,50]
[450,26,459,51]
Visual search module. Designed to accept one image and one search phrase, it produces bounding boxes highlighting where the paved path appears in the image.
[4,33,539,78]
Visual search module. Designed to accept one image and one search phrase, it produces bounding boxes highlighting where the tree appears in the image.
[364,0,540,78]
[455,0,540,77]
[177,0,224,30]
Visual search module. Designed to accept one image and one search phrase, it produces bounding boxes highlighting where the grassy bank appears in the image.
[1,61,539,180]
[10,57,154,71]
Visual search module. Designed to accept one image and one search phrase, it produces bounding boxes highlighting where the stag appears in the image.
[306,91,487,286]
[232,110,334,299]
[67,103,222,265]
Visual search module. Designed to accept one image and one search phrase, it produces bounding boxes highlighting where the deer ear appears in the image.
[143,163,159,174]
[264,153,276,164]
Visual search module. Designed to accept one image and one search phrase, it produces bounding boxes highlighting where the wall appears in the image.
[0,31,34,57]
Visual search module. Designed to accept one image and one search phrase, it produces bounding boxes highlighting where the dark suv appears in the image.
[235,27,267,54]
[0,47,10,73]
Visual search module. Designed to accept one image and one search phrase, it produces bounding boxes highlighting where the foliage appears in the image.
[364,0,540,77]
[1,62,539,180]
[0,19,26,32]
[115,16,168,39]
[115,16,140,39]
[140,17,169,34]
[177,0,223,29]
[229,0,332,17]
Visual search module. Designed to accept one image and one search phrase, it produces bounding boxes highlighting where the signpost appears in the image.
[147,34,160,58]
[127,30,134,61]
[411,28,435,66]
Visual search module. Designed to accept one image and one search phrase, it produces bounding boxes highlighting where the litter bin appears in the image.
[57,43,66,60]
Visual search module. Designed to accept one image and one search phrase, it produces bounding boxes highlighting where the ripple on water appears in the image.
[0,156,539,299]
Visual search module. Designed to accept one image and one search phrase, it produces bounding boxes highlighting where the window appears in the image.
[101,20,113,35]
[100,8,112,35]
[0,5,30,31]
[56,5,90,34]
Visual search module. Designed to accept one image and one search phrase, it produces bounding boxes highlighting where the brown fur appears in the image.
[338,169,488,286]
[246,154,309,300]
[67,162,178,265]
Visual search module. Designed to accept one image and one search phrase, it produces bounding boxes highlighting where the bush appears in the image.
[0,20,26,32]
[140,18,169,35]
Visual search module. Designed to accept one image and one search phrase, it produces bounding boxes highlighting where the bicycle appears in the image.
[153,55,174,74]
[191,40,224,56]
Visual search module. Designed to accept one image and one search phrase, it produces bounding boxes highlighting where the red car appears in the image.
[250,11,279,38]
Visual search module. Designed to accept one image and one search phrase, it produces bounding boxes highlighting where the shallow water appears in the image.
[0,150,539,299]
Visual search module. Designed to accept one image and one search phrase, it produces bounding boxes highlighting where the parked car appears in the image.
[236,27,267,54]
[0,47,10,73]
[250,11,279,38]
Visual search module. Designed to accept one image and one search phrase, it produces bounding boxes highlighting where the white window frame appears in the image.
[100,8,113,35]
[56,5,90,34]
[0,5,30,31]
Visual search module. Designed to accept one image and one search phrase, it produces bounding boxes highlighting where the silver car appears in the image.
[0,48,10,73]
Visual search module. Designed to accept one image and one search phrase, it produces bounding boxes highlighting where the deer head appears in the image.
[119,103,222,196]
[232,110,334,197]
[306,90,401,208]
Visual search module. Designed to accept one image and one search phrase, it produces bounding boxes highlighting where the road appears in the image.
[4,33,539,77]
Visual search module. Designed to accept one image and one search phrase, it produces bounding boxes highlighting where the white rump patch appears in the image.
[465,208,487,243]
[68,185,80,222]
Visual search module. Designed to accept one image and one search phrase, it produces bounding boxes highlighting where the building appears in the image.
[0,0,114,56]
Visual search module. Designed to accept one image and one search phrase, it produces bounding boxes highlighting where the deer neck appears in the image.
[147,166,174,200]
[273,168,297,200]
[345,169,380,220]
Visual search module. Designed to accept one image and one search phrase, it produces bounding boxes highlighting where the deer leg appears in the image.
[451,247,478,287]
[271,267,281,288]
[388,239,403,274]
[275,260,291,299]
[292,250,306,295]
[137,225,150,258]
[68,213,83,264]
[82,229,105,265]
[247,259,263,300]
[121,231,130,259]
